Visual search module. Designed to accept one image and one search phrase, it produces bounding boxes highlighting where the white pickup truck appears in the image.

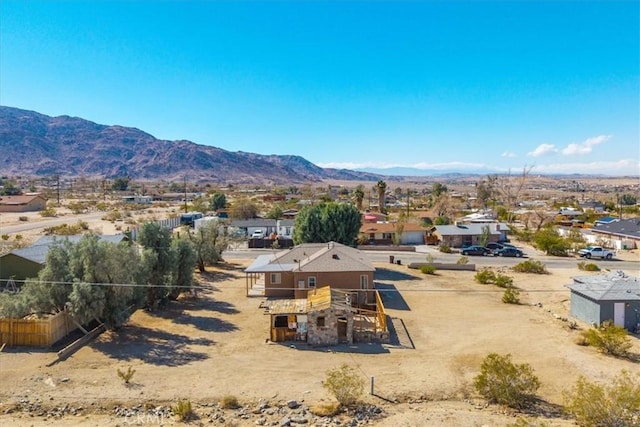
[578,246,614,260]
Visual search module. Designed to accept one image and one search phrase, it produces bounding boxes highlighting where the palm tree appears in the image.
[376,180,387,213]
[353,185,365,210]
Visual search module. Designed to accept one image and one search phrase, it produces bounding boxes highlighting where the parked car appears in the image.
[495,247,524,257]
[485,242,518,254]
[578,246,614,259]
[250,230,265,239]
[461,245,492,256]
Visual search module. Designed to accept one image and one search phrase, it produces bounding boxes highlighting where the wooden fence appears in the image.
[0,311,73,347]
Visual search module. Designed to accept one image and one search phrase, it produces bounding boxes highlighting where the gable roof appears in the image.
[591,218,640,240]
[0,194,46,206]
[360,222,429,234]
[434,223,510,236]
[245,241,374,274]
[8,234,129,265]
[567,271,640,302]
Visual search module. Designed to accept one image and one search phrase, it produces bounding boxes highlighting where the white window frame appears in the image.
[270,273,281,284]
[360,275,368,289]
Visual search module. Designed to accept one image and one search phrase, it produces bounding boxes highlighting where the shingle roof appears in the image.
[592,218,640,240]
[8,234,129,265]
[434,223,509,236]
[245,242,374,274]
[360,222,429,233]
[0,194,46,206]
[567,271,640,301]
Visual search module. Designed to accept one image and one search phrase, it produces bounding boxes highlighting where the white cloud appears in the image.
[527,144,558,157]
[501,151,517,158]
[561,134,612,156]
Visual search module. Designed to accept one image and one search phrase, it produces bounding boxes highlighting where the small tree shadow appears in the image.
[91,326,213,366]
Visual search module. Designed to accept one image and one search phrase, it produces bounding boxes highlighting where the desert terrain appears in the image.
[0,187,639,426]
[1,252,639,426]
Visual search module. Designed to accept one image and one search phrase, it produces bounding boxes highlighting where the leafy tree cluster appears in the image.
[293,202,361,246]
[0,224,201,328]
[0,179,21,195]
[111,177,130,191]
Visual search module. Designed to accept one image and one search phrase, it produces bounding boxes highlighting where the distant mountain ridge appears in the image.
[0,106,381,184]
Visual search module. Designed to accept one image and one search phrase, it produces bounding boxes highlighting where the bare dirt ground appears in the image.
[1,256,639,426]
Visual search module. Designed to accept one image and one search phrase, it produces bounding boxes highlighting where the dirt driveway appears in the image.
[1,258,639,426]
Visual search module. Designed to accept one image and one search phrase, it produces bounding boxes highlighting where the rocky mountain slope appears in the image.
[0,106,379,184]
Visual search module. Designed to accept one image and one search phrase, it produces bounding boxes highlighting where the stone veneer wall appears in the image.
[306,308,353,346]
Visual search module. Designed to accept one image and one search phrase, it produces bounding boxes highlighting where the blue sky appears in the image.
[1,0,638,176]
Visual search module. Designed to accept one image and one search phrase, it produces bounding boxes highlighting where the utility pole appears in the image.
[184,175,188,213]
[56,175,60,206]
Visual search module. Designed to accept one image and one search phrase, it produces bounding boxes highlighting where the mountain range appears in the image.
[0,106,382,185]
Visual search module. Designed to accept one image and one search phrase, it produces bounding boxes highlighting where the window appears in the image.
[308,276,316,288]
[383,233,394,239]
[270,273,281,284]
[317,316,325,327]
[274,316,288,328]
[360,275,368,289]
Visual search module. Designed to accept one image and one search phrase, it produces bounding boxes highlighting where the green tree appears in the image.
[479,225,491,247]
[188,221,228,272]
[266,204,284,220]
[169,237,197,299]
[210,193,227,211]
[0,179,21,195]
[376,180,387,213]
[564,370,640,427]
[432,182,448,198]
[620,193,637,206]
[137,222,176,309]
[229,198,258,219]
[111,177,130,191]
[353,185,365,211]
[293,202,362,246]
[533,227,570,256]
[433,215,450,225]
[474,353,540,409]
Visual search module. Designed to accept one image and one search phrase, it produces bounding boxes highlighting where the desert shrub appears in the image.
[509,418,551,427]
[323,364,365,407]
[117,366,136,384]
[475,269,496,284]
[39,207,57,217]
[420,264,437,275]
[439,243,451,253]
[1,234,8,241]
[43,221,88,236]
[494,274,514,288]
[67,201,88,214]
[502,287,520,304]
[309,402,340,417]
[513,259,548,274]
[577,261,600,272]
[456,256,469,265]
[564,370,640,427]
[580,321,632,357]
[220,394,240,409]
[473,353,540,409]
[172,399,194,421]
[18,216,28,222]
[101,210,123,221]
[95,202,109,211]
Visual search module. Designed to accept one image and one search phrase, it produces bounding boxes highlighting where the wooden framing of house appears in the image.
[245,242,375,302]
[266,286,388,346]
